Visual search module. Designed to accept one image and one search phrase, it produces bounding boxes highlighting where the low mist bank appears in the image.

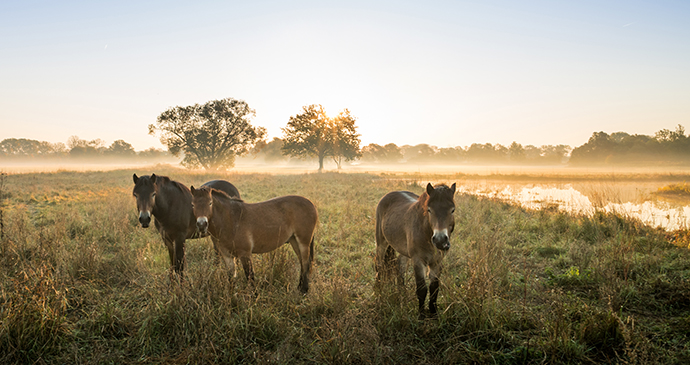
[5,158,690,180]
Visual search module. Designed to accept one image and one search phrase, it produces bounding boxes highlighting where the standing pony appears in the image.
[132,174,240,276]
[375,183,456,319]
[190,186,317,294]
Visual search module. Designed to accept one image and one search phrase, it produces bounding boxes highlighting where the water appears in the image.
[456,183,689,231]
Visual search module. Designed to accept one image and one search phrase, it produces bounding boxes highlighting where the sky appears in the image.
[1,0,689,151]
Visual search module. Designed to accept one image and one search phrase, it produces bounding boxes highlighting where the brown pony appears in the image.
[132,174,240,276]
[190,186,318,294]
[375,183,456,319]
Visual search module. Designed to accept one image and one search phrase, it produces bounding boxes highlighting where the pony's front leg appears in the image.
[239,255,255,284]
[413,260,428,320]
[428,262,442,317]
[220,254,237,280]
[172,235,186,277]
[160,229,185,279]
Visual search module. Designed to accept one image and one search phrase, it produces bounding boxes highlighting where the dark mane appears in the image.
[210,188,244,203]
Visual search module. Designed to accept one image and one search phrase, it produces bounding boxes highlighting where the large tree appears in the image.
[328,109,361,169]
[281,104,361,170]
[149,98,266,170]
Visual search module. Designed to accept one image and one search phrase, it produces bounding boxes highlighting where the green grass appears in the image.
[1,168,689,363]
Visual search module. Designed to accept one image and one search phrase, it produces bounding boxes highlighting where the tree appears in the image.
[0,138,63,158]
[402,144,437,162]
[253,137,287,162]
[67,136,105,158]
[361,143,403,163]
[105,139,136,157]
[149,98,266,170]
[281,104,361,170]
[329,109,361,169]
[508,141,525,163]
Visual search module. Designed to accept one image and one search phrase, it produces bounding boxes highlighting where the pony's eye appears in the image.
[427,208,432,213]
[451,208,455,214]
[209,202,213,207]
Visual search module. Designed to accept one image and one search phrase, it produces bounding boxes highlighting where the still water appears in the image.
[456,182,689,231]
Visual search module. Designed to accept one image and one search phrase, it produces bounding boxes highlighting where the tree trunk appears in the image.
[318,155,324,171]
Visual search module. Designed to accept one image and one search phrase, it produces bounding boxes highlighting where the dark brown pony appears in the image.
[132,174,240,276]
[375,183,456,319]
[190,186,317,294]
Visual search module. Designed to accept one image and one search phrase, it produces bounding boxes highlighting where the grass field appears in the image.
[1,167,689,364]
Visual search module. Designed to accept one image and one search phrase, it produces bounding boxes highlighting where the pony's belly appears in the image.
[248,226,292,254]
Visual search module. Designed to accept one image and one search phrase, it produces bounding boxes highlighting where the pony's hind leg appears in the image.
[375,240,397,283]
[396,255,409,286]
[289,235,311,294]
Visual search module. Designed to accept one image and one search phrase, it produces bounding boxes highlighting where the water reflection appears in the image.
[457,183,689,231]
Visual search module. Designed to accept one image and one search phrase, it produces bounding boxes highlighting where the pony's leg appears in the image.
[428,262,442,317]
[172,235,186,276]
[396,255,409,286]
[210,237,222,265]
[238,255,255,284]
[413,259,429,320]
[375,241,393,283]
[289,235,312,294]
[159,229,184,279]
[220,254,236,280]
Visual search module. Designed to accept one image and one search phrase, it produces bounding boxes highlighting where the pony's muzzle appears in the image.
[196,217,209,234]
[432,230,451,251]
[139,211,151,228]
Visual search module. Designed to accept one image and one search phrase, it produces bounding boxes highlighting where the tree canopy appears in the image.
[570,125,690,165]
[149,98,266,170]
[281,104,361,170]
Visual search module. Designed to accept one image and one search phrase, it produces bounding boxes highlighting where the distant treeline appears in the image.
[3,125,689,166]
[0,136,171,161]
[570,125,690,165]
[245,137,571,165]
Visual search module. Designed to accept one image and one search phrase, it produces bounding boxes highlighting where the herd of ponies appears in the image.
[132,173,456,319]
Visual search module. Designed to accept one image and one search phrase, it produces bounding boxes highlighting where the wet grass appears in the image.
[1,168,689,363]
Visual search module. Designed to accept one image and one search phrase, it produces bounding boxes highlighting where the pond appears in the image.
[456,181,689,231]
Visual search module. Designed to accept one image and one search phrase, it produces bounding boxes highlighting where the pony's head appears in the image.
[132,173,158,228]
[425,183,456,251]
[190,185,214,235]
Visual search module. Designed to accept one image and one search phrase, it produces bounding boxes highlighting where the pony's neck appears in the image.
[414,192,433,235]
[151,184,169,215]
[211,194,243,225]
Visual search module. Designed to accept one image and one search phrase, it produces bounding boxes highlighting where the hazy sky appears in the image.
[1,0,689,150]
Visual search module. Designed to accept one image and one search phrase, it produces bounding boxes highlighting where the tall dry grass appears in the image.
[0,169,688,363]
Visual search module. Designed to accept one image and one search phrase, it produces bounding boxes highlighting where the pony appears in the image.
[132,173,240,276]
[190,186,317,294]
[375,182,456,319]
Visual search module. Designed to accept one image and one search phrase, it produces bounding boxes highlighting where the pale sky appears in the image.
[1,0,689,151]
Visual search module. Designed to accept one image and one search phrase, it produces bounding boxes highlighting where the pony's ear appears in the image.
[151,174,157,184]
[426,183,434,195]
[450,183,456,195]
[190,186,196,193]
[133,174,139,184]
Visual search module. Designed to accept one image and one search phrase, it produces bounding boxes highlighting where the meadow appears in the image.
[1,167,689,364]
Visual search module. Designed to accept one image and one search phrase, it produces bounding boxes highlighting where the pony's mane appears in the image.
[210,188,244,203]
[433,184,452,192]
